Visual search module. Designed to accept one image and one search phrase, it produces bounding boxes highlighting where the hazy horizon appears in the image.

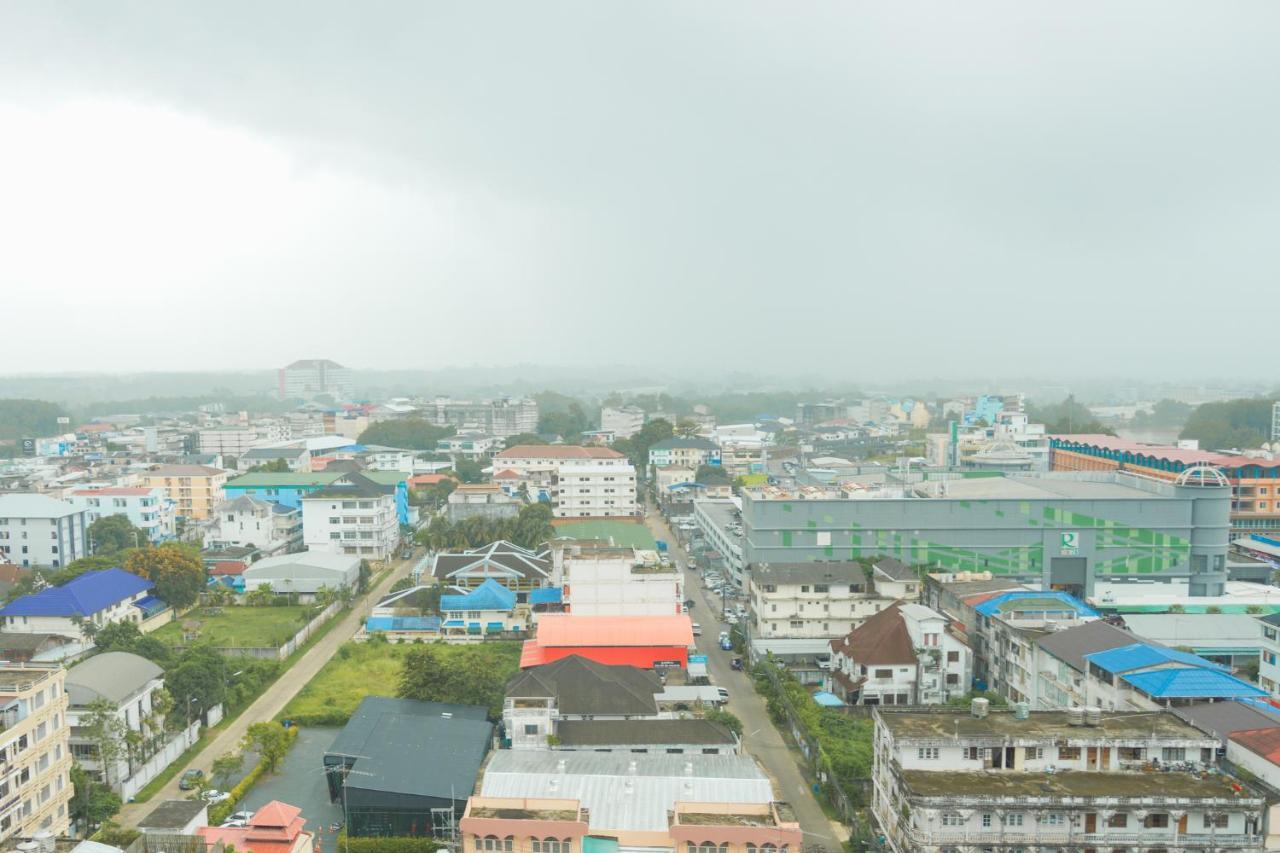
[3,2,1278,378]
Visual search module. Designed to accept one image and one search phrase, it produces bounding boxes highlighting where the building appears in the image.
[0,662,73,841]
[439,579,523,637]
[323,696,492,836]
[972,591,1100,703]
[1228,727,1280,849]
[65,651,184,799]
[430,542,552,601]
[198,427,261,460]
[1082,642,1265,711]
[142,465,229,522]
[278,358,353,401]
[0,494,88,569]
[1051,433,1280,537]
[301,472,400,560]
[200,800,314,853]
[1121,611,1264,670]
[561,546,682,616]
[552,459,638,518]
[692,499,745,588]
[503,654,664,749]
[492,445,632,510]
[1258,612,1280,698]
[827,602,971,706]
[435,434,504,462]
[223,470,347,509]
[1032,619,1143,710]
[599,406,645,440]
[553,719,737,755]
[648,437,722,470]
[208,495,302,557]
[68,487,175,544]
[422,397,538,438]
[447,484,520,521]
[748,561,891,641]
[462,752,797,853]
[0,632,79,664]
[238,446,311,472]
[138,800,209,836]
[0,568,162,641]
[519,614,694,669]
[241,550,361,598]
[742,471,1233,599]
[872,707,1265,853]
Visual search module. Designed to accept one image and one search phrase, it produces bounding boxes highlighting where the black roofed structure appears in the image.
[555,718,737,753]
[505,654,662,716]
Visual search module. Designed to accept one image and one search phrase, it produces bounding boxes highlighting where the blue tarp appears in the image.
[440,578,516,613]
[528,587,563,605]
[131,594,169,617]
[366,615,441,633]
[813,691,846,707]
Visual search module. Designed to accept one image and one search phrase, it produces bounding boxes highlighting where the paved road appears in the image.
[644,508,848,846]
[117,556,417,826]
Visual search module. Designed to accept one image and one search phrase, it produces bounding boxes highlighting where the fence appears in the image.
[118,720,202,801]
[211,600,342,660]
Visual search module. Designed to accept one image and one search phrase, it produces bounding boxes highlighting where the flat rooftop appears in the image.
[919,473,1164,501]
[470,806,578,821]
[902,769,1250,801]
[879,709,1212,742]
[1091,579,1280,613]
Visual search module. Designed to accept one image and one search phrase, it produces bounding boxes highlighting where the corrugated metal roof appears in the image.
[478,752,772,832]
[535,614,693,647]
[1086,642,1227,674]
[974,590,1098,619]
[528,587,563,605]
[0,568,152,617]
[440,579,516,613]
[1122,667,1267,699]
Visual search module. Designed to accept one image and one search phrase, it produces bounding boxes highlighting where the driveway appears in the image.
[645,508,848,846]
[118,556,417,826]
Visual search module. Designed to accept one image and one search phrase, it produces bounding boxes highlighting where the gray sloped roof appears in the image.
[66,651,164,707]
[137,799,208,829]
[556,718,735,746]
[1174,700,1280,745]
[506,654,661,716]
[1035,620,1137,674]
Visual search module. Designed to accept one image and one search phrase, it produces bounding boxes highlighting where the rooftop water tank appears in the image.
[1013,701,1030,720]
[1085,706,1103,727]
[1068,706,1086,726]
[971,697,989,718]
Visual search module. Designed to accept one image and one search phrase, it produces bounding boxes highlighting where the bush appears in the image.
[337,836,442,853]
[207,726,298,825]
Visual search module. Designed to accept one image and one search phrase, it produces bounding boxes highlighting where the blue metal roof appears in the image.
[366,615,441,633]
[974,590,1099,619]
[1086,642,1227,674]
[528,587,562,605]
[1122,667,1267,699]
[812,691,846,707]
[440,578,516,613]
[131,594,168,617]
[0,568,153,618]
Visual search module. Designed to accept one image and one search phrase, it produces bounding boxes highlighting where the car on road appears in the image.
[226,811,254,823]
[691,623,702,636]
[719,636,733,651]
[200,789,231,804]
[725,613,739,625]
[684,599,695,610]
[179,769,204,790]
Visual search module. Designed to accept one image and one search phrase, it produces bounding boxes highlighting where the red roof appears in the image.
[210,562,247,575]
[1229,726,1280,763]
[829,602,917,666]
[520,640,550,667]
[534,614,693,647]
[492,469,520,479]
[198,800,308,853]
[70,487,155,496]
[1053,434,1280,470]
[409,474,456,488]
[495,445,625,460]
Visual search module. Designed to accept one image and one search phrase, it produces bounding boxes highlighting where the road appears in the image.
[117,555,418,826]
[645,507,848,846]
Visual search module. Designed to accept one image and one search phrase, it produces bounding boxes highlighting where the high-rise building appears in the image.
[0,663,73,840]
[277,359,353,401]
[423,397,538,438]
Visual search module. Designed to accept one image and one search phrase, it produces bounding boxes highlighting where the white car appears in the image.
[227,811,255,823]
[201,789,231,804]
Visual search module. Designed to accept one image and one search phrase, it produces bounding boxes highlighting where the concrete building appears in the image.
[447,484,520,521]
[1121,612,1265,671]
[0,494,88,569]
[0,662,73,841]
[300,472,400,560]
[142,464,228,522]
[972,591,1100,703]
[561,546,682,616]
[493,445,633,510]
[827,602,971,706]
[1032,619,1143,710]
[439,579,523,637]
[1225,726,1280,849]
[519,614,694,670]
[600,406,645,440]
[241,550,361,598]
[435,434,504,462]
[692,499,745,588]
[278,358,352,401]
[238,446,310,472]
[1081,642,1265,711]
[68,487,175,545]
[648,437,721,470]
[748,562,891,641]
[0,568,162,642]
[1259,612,1280,698]
[873,707,1265,852]
[430,542,552,601]
[422,397,538,438]
[742,471,1233,600]
[207,495,303,557]
[198,427,261,460]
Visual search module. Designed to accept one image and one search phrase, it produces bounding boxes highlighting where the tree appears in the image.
[94,620,143,653]
[71,614,101,643]
[0,398,71,441]
[357,418,455,450]
[534,392,593,441]
[1026,395,1114,436]
[125,543,205,609]
[704,708,743,736]
[243,722,290,773]
[453,459,485,484]
[620,418,675,472]
[211,751,246,789]
[82,698,127,788]
[423,479,457,508]
[70,764,122,835]
[245,583,275,607]
[246,458,292,473]
[89,514,148,555]
[503,432,548,449]
[358,560,372,593]
[674,419,701,438]
[1179,397,1276,450]
[397,643,520,718]
[166,646,229,715]
[695,464,731,486]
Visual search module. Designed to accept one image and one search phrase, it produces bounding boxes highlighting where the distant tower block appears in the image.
[1272,401,1280,442]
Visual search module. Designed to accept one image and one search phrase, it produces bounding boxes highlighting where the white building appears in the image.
[241,550,361,598]
[278,358,353,401]
[692,498,745,587]
[599,406,645,440]
[748,562,893,640]
[0,493,89,568]
[300,472,400,560]
[561,546,682,616]
[1226,726,1280,850]
[68,487,175,545]
[552,460,637,518]
[422,397,537,438]
[968,591,1099,704]
[237,446,310,472]
[198,427,261,460]
[873,706,1265,853]
[208,495,303,557]
[435,434,503,462]
[828,602,971,706]
[1258,612,1280,697]
[492,445,634,511]
[0,568,158,641]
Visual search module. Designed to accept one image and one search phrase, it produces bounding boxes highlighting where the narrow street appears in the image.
[643,507,848,847]
[116,555,418,826]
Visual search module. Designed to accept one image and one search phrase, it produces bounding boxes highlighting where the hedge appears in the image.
[207,726,299,825]
[336,835,443,853]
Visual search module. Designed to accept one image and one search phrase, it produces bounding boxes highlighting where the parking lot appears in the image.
[239,727,344,851]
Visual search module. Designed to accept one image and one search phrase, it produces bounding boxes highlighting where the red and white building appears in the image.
[491,446,637,518]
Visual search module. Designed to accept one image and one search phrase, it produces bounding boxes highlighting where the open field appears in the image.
[151,605,316,648]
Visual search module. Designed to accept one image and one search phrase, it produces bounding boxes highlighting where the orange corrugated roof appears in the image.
[1229,727,1280,763]
[520,640,549,667]
[534,614,693,647]
[495,445,625,460]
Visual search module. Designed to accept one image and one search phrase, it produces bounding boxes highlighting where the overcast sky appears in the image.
[1,3,1277,379]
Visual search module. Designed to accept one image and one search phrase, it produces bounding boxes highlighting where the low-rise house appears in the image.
[873,706,1265,853]
[207,495,302,557]
[440,579,523,637]
[241,549,361,599]
[199,800,313,853]
[647,437,721,470]
[1227,727,1280,849]
[0,568,166,641]
[828,602,971,706]
[138,799,209,836]
[0,631,80,663]
[68,487,175,544]
[0,492,89,568]
[1083,642,1267,711]
[447,484,520,521]
[1122,612,1264,671]
[870,558,921,600]
[431,541,552,601]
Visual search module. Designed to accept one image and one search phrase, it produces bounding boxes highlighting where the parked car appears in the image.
[201,789,231,804]
[179,769,204,791]
[684,599,695,610]
[226,811,254,823]
[221,819,247,828]
[719,637,733,651]
[692,623,702,636]
[725,613,739,626]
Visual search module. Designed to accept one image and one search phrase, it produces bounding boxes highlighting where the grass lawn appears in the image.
[152,605,316,649]
[550,518,657,549]
[282,642,410,725]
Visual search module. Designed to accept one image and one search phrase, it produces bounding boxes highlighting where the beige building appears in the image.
[142,465,228,521]
[0,662,73,841]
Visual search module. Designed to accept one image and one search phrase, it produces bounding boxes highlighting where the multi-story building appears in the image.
[828,602,971,706]
[872,706,1265,852]
[300,472,400,560]
[141,464,228,522]
[197,426,261,460]
[422,397,538,438]
[748,562,891,640]
[237,446,310,472]
[1079,641,1265,712]
[1031,619,1142,710]
[971,590,1099,703]
[0,494,88,569]
[207,495,303,557]
[742,470,1233,600]
[0,662,73,841]
[647,437,721,470]
[1051,434,1280,537]
[1259,612,1280,697]
[68,486,175,544]
[561,546,681,616]
[692,498,746,587]
[552,460,637,518]
[435,434,503,462]
[599,406,645,440]
[277,358,353,401]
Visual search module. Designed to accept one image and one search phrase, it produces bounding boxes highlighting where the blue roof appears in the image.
[812,691,846,707]
[974,590,1098,619]
[366,615,441,633]
[528,587,562,605]
[0,568,152,618]
[131,594,168,616]
[1122,667,1267,699]
[1086,642,1227,675]
[440,578,516,613]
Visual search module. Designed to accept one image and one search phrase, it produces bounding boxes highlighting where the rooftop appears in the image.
[0,568,152,618]
[66,651,163,706]
[470,806,579,822]
[879,709,1214,743]
[901,768,1251,801]
[496,445,625,460]
[1035,620,1139,673]
[750,562,866,586]
[0,493,81,518]
[533,614,693,648]
[440,578,517,612]
[138,799,208,829]
[556,719,735,747]
[507,654,661,716]
[1051,434,1280,472]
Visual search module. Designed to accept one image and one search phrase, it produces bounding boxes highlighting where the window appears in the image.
[1203,813,1229,828]
[533,842,570,853]
[1162,747,1185,762]
[1042,813,1064,826]
[941,813,964,827]
[875,668,893,679]
[1003,814,1023,827]
[814,584,829,593]
[524,724,538,735]
[965,747,984,761]
[947,651,959,662]
[980,813,992,828]
[800,585,809,593]
[917,747,939,760]
[1107,813,1127,828]
[1024,747,1042,760]
[476,838,513,852]
[1145,813,1169,828]
[1057,746,1080,760]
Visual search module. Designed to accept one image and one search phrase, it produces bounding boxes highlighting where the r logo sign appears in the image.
[1060,531,1079,555]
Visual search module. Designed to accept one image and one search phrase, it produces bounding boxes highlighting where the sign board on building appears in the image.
[56,417,70,425]
[1060,531,1080,555]
[20,438,35,455]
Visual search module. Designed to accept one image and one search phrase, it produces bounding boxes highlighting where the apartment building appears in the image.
[197,426,261,460]
[0,494,88,569]
[552,460,637,518]
[300,472,400,560]
[278,358,353,401]
[647,437,721,470]
[435,434,504,462]
[561,546,682,616]
[748,562,892,640]
[207,495,303,557]
[142,464,228,522]
[828,602,971,706]
[599,406,645,440]
[68,486,175,544]
[974,591,1099,703]
[1259,612,1280,697]
[493,445,629,500]
[0,662,73,841]
[422,397,537,438]
[1031,619,1141,710]
[872,706,1265,852]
